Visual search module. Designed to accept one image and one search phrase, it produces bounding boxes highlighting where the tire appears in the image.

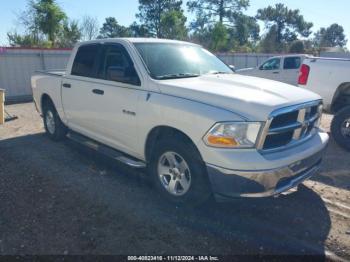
[43,101,67,141]
[149,137,212,206]
[331,106,350,151]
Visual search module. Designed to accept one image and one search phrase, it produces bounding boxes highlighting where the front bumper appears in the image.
[206,132,328,199]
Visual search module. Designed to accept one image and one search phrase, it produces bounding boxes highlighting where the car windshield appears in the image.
[134,43,232,80]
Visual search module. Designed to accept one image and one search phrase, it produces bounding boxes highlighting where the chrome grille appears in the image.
[258,101,322,151]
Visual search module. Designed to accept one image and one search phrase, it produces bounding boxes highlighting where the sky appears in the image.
[1,0,349,48]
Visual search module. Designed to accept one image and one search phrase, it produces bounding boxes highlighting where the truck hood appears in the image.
[157,74,321,121]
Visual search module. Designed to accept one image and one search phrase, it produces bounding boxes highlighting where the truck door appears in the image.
[88,43,144,155]
[282,56,302,86]
[62,43,144,156]
[62,43,103,134]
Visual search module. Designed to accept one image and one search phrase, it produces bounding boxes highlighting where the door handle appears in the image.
[63,83,71,88]
[272,72,279,74]
[92,89,104,95]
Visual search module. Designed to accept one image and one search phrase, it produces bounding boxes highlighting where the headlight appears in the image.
[203,122,262,148]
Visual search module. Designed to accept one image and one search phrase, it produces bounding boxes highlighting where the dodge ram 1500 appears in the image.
[31,38,329,204]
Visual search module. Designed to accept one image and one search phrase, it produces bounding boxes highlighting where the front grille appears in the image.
[259,101,322,151]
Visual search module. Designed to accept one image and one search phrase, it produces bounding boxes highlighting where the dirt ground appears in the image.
[0,103,349,260]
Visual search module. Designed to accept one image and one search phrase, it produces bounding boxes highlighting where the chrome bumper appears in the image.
[206,145,326,199]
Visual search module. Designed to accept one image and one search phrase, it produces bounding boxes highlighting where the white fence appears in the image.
[0,48,71,102]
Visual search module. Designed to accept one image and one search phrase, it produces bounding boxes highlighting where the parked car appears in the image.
[236,54,310,86]
[299,57,350,151]
[31,38,328,205]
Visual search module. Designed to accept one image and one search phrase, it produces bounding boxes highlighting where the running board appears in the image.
[67,132,146,169]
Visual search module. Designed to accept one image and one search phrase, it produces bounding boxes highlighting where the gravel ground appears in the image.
[0,103,349,259]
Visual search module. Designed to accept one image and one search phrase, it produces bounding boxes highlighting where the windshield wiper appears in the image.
[155,73,200,80]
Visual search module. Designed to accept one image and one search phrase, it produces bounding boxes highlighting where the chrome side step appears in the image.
[67,132,146,169]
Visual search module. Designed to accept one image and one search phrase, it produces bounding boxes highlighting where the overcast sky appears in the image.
[1,0,349,48]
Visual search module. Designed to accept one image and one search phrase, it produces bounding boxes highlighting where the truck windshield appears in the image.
[134,43,232,80]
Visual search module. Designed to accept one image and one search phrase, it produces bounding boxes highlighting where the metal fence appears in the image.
[0,48,71,102]
[217,53,276,70]
[0,48,277,102]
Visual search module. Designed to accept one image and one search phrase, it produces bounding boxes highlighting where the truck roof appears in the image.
[76,38,199,46]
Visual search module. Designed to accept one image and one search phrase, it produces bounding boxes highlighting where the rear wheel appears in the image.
[331,106,350,151]
[43,101,67,141]
[149,138,211,206]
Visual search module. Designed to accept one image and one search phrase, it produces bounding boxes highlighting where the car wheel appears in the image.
[331,106,350,151]
[149,138,212,206]
[43,102,67,141]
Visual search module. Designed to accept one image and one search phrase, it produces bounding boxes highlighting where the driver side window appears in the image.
[98,44,140,86]
[260,58,281,71]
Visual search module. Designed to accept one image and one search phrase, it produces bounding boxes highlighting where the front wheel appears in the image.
[331,106,350,151]
[149,138,212,206]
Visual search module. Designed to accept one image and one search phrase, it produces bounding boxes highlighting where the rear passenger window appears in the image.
[283,57,301,70]
[71,45,100,77]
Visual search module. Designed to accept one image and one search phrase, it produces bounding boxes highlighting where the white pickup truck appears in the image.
[31,38,329,204]
[299,57,350,151]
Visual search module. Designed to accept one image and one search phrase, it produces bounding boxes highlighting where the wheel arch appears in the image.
[144,126,204,163]
[40,93,55,112]
[331,82,350,113]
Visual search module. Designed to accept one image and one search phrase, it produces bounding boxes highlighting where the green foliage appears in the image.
[129,22,152,37]
[160,10,188,40]
[32,0,67,43]
[98,17,131,38]
[256,3,313,45]
[258,24,280,53]
[136,0,183,38]
[234,14,260,45]
[8,0,82,48]
[187,0,258,50]
[289,40,305,53]
[210,23,229,51]
[7,32,51,47]
[314,23,348,48]
[187,0,249,24]
[57,20,82,48]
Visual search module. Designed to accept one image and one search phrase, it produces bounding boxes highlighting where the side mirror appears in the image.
[229,65,236,72]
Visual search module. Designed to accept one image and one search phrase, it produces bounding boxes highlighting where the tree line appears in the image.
[7,0,348,54]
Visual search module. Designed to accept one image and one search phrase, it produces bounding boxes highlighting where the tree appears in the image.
[187,0,258,49]
[234,14,260,46]
[258,24,279,53]
[32,0,67,44]
[314,24,347,48]
[256,3,313,45]
[57,20,82,48]
[136,0,183,38]
[210,22,229,51]
[7,32,51,47]
[81,15,99,41]
[98,17,131,38]
[187,0,249,25]
[129,22,152,37]
[289,40,305,53]
[160,10,188,40]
